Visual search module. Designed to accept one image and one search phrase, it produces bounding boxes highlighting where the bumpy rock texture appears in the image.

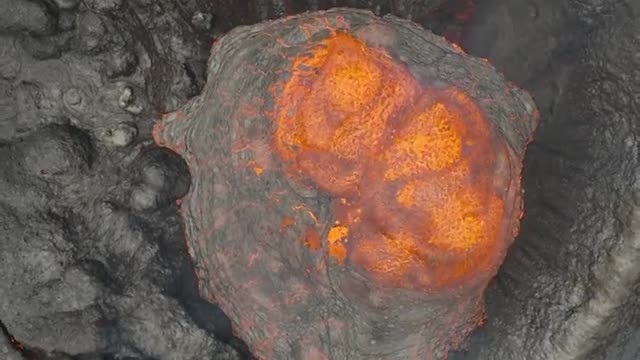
[0,124,240,360]
[154,8,538,360]
[0,0,243,358]
[450,0,640,359]
[1,0,639,359]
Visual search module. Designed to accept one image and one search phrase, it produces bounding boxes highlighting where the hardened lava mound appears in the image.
[153,8,539,360]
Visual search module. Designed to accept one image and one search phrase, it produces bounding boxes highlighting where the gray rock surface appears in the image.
[0,0,57,37]
[449,0,640,359]
[0,0,242,358]
[0,124,240,359]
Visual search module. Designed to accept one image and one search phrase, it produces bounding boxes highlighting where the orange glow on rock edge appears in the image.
[273,32,510,291]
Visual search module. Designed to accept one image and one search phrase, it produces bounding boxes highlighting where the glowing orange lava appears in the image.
[273,32,508,291]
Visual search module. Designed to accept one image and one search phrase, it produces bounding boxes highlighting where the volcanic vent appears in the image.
[154,8,538,359]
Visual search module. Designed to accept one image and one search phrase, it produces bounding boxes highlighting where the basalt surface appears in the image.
[1,0,639,359]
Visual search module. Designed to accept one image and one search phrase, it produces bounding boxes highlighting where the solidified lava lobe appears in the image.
[273,31,507,291]
[152,8,539,359]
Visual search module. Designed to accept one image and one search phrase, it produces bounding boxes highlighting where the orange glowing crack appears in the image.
[327,224,349,243]
[327,224,349,264]
[248,160,265,175]
[281,217,294,233]
[272,31,510,291]
[304,227,321,251]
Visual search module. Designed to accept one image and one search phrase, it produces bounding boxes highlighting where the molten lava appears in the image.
[273,32,507,291]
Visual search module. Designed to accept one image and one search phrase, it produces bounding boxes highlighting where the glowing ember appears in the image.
[273,31,507,291]
[152,8,539,360]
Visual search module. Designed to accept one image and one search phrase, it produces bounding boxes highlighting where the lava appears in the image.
[273,31,509,291]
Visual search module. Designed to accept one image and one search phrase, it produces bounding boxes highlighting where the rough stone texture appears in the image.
[0,341,23,360]
[1,0,639,359]
[0,0,58,37]
[206,0,447,30]
[448,0,640,359]
[154,8,538,360]
[0,0,218,142]
[0,0,242,358]
[0,124,240,359]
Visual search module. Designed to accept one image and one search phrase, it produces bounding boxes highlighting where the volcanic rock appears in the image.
[0,0,58,37]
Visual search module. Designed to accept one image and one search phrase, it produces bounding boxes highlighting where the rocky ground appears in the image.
[0,0,244,358]
[0,0,638,359]
[452,1,640,359]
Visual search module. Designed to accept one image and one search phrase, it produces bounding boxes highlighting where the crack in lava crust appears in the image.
[273,32,511,291]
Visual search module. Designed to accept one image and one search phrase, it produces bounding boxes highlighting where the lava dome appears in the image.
[154,8,538,360]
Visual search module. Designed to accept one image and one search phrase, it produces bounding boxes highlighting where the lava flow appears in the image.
[273,31,509,291]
